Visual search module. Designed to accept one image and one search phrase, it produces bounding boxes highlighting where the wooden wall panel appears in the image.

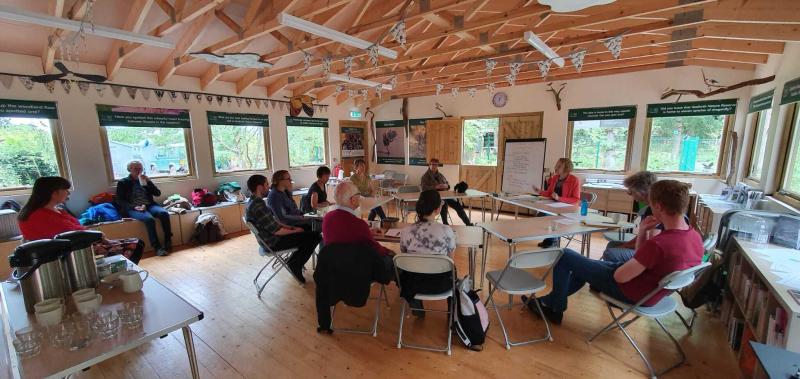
[426,118,462,164]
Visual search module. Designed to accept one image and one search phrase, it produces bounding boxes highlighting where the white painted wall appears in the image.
[0,52,343,213]
[358,65,756,194]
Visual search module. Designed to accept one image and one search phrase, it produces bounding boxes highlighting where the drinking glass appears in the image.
[12,327,44,359]
[91,310,120,340]
[117,302,144,329]
[49,321,75,348]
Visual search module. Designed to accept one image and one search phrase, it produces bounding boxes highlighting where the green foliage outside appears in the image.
[647,115,725,174]
[105,126,188,179]
[462,118,499,166]
[210,124,267,172]
[0,117,60,189]
[570,119,629,171]
[287,126,325,167]
[748,110,771,180]
[783,116,800,196]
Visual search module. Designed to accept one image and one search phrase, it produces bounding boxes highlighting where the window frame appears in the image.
[285,123,329,169]
[774,102,800,209]
[98,124,197,184]
[0,115,69,194]
[207,123,272,177]
[461,116,501,167]
[641,114,734,178]
[743,109,772,185]
[565,117,635,173]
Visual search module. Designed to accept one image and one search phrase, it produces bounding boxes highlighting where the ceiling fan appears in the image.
[30,61,107,83]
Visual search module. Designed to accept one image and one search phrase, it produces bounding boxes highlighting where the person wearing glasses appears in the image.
[116,160,172,256]
[267,170,313,229]
[322,180,395,260]
[533,158,581,248]
[246,174,320,283]
[602,171,658,263]
[420,158,473,226]
[349,158,386,221]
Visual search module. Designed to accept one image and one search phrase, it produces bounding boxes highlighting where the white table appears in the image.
[0,260,203,379]
[393,189,490,222]
[490,193,582,219]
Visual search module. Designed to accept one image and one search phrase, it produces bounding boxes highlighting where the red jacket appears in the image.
[19,208,86,241]
[322,209,394,256]
[539,174,581,204]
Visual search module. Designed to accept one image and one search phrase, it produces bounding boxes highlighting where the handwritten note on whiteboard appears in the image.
[501,139,546,194]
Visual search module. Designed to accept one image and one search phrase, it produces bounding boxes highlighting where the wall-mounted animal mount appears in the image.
[546,82,566,111]
[661,70,775,101]
[435,102,452,118]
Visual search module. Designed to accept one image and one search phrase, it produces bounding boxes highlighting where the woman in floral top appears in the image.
[399,190,456,317]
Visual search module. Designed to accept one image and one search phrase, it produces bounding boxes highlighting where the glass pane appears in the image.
[287,126,326,167]
[105,126,190,180]
[0,117,61,189]
[646,115,726,174]
[781,109,800,196]
[462,118,499,166]
[747,110,771,180]
[570,119,629,171]
[210,124,267,172]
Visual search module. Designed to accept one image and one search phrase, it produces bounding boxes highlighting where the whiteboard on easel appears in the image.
[501,138,546,194]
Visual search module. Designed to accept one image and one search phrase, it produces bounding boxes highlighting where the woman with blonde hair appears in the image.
[534,157,581,248]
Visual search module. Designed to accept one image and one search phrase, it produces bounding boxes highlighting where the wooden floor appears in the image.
[71,210,740,379]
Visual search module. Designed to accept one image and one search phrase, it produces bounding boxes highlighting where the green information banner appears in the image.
[375,120,406,165]
[647,99,738,118]
[285,116,328,127]
[408,118,441,165]
[96,105,190,128]
[207,111,269,127]
[0,99,59,118]
[781,76,800,105]
[748,89,774,113]
[568,105,636,121]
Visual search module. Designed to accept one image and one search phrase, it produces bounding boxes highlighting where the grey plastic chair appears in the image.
[587,262,712,379]
[330,282,390,337]
[397,185,421,221]
[394,254,456,355]
[243,217,302,296]
[674,233,718,333]
[484,248,564,349]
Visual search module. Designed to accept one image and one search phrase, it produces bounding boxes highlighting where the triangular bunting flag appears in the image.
[245,98,252,107]
[568,49,587,73]
[216,95,223,105]
[45,82,56,93]
[19,77,35,90]
[141,89,151,100]
[110,84,123,98]
[170,91,178,102]
[255,100,261,109]
[537,60,551,78]
[226,96,232,105]
[154,89,165,100]
[182,93,191,103]
[77,81,90,95]
[125,87,137,100]
[96,84,107,97]
[60,80,71,94]
[206,95,213,105]
[235,98,242,107]
[195,94,202,104]
[0,74,12,89]
[603,35,623,59]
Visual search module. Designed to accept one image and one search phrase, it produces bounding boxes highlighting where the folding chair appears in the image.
[243,218,303,297]
[394,254,456,355]
[330,282,390,337]
[397,185,421,221]
[484,248,564,349]
[674,233,719,333]
[587,262,712,379]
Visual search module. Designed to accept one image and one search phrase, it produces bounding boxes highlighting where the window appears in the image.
[97,105,194,180]
[644,99,736,175]
[746,109,771,181]
[207,112,270,174]
[778,104,800,200]
[566,106,636,171]
[462,118,499,166]
[0,100,65,191]
[286,116,328,167]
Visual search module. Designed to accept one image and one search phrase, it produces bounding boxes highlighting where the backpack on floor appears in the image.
[453,277,489,348]
[192,213,225,245]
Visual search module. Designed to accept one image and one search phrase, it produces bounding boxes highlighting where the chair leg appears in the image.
[590,304,658,379]
[674,308,697,334]
[531,294,554,343]
[397,301,407,349]
[489,295,511,350]
[331,285,385,336]
[653,318,688,376]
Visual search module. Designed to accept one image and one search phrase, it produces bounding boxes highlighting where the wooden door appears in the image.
[426,118,462,164]
[461,166,496,192]
[339,120,367,174]
[496,113,543,191]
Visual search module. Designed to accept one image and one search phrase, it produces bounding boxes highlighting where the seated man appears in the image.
[267,170,312,229]
[116,160,172,256]
[527,180,703,324]
[246,174,321,283]
[602,171,658,263]
[322,181,395,271]
[420,158,472,226]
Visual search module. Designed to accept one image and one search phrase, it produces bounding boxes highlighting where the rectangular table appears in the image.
[490,194,582,218]
[392,189,490,222]
[0,261,203,379]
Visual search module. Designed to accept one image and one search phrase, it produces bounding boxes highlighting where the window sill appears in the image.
[773,192,800,211]
[648,171,724,180]
[574,169,627,174]
[0,187,33,195]
[109,174,198,186]
[289,164,326,169]
[213,169,270,178]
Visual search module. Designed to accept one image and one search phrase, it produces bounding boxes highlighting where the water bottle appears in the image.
[580,199,588,216]
[755,220,769,245]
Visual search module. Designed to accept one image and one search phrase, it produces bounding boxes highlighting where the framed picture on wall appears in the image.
[341,126,365,157]
[375,120,406,165]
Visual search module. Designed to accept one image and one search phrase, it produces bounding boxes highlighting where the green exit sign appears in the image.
[350,111,362,118]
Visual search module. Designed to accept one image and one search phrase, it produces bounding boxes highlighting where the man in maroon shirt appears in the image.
[527,180,703,324]
[322,181,395,258]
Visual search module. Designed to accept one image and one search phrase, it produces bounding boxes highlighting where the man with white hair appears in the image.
[322,181,395,258]
[116,160,172,256]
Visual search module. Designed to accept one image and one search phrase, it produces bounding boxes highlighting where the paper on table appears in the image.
[777,274,800,290]
[546,202,574,208]
[554,219,578,225]
[385,228,402,237]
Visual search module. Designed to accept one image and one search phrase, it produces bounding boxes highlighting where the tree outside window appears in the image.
[646,115,726,174]
[104,126,190,179]
[462,118,499,166]
[780,108,800,197]
[570,119,629,171]
[210,124,268,173]
[287,126,326,167]
[747,110,771,181]
[0,117,62,189]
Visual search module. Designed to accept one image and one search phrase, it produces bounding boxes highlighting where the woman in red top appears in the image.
[18,177,144,263]
[534,158,581,248]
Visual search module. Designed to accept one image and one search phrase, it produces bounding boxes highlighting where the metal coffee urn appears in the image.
[9,239,74,313]
[54,230,103,291]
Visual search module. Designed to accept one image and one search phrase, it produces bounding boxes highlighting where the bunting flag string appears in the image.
[45,82,55,93]
[467,88,476,98]
[375,84,382,99]
[435,83,444,96]
[302,51,313,72]
[19,77,34,90]
[110,84,122,98]
[537,60,551,78]
[391,20,406,49]
[485,59,497,77]
[568,49,587,72]
[486,82,495,96]
[60,80,71,94]
[451,88,459,97]
[343,56,354,79]
[77,81,90,95]
[322,56,332,76]
[141,89,151,100]
[603,35,623,59]
[389,75,398,90]
[95,83,107,97]
[0,74,12,90]
[367,45,379,67]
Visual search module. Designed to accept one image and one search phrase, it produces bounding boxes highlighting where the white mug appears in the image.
[72,288,96,303]
[119,270,149,293]
[75,294,103,315]
[33,298,64,314]
[35,305,64,326]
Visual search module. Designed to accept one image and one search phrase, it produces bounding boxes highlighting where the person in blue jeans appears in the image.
[116,160,172,256]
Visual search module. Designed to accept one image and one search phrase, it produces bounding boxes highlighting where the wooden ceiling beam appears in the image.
[314,86,338,102]
[41,0,68,73]
[292,81,319,96]
[698,22,800,42]
[214,9,242,35]
[153,0,175,20]
[267,77,290,97]
[105,0,156,80]
[703,0,800,24]
[157,11,216,85]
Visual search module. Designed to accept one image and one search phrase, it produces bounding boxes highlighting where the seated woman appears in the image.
[534,158,581,248]
[399,190,456,318]
[18,176,144,263]
[524,180,704,325]
[349,158,386,221]
[602,171,658,263]
[267,170,312,229]
[306,166,333,211]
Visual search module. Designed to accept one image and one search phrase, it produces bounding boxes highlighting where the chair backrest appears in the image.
[509,248,563,270]
[702,233,718,252]
[379,179,395,188]
[382,170,396,178]
[242,217,273,253]
[398,185,421,193]
[580,192,598,206]
[393,254,454,274]
[392,173,408,184]
[660,262,712,290]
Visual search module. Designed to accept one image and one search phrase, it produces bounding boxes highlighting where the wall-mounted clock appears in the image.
[492,92,508,108]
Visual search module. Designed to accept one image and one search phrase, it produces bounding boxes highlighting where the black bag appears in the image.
[192,222,224,244]
[299,193,313,214]
[454,181,468,194]
[453,277,489,348]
